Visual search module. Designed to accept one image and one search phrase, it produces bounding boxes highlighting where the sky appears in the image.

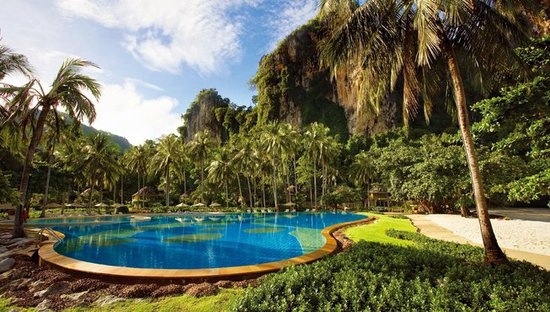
[0,0,320,145]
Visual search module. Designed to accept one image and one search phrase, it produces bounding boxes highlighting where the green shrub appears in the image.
[234,231,550,311]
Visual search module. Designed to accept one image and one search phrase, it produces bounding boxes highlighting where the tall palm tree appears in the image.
[188,130,216,202]
[320,0,539,264]
[4,58,100,237]
[150,134,180,206]
[80,132,121,213]
[261,123,291,210]
[207,146,232,208]
[303,122,331,208]
[350,151,375,208]
[124,145,149,193]
[232,134,260,208]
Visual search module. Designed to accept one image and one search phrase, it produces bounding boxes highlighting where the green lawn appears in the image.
[66,289,241,312]
[344,213,417,246]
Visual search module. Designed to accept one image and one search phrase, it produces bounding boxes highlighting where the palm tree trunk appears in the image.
[14,104,51,237]
[165,163,170,207]
[262,181,266,208]
[237,174,243,205]
[40,143,55,218]
[313,161,318,209]
[286,171,291,203]
[183,170,187,195]
[88,176,95,214]
[246,176,253,208]
[200,161,205,202]
[120,176,123,204]
[225,179,229,209]
[272,163,278,209]
[443,40,507,265]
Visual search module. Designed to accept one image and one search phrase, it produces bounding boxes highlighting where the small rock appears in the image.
[34,281,70,298]
[0,257,15,273]
[0,246,7,253]
[94,295,124,307]
[29,280,48,292]
[61,290,89,301]
[35,299,51,312]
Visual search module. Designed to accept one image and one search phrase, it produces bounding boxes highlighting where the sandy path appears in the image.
[424,215,550,256]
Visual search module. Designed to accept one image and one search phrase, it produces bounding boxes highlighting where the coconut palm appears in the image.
[150,134,181,206]
[0,44,32,81]
[207,146,232,208]
[303,122,332,208]
[4,58,100,237]
[350,151,375,208]
[188,130,216,201]
[260,123,291,210]
[320,0,539,264]
[79,132,122,213]
[124,145,149,194]
[0,43,32,151]
[231,134,260,208]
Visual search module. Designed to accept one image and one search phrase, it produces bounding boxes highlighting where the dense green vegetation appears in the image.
[235,225,550,311]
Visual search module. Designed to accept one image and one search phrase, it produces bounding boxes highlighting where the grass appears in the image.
[65,290,241,312]
[344,213,417,246]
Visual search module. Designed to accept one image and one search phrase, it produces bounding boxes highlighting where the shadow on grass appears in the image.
[234,231,550,311]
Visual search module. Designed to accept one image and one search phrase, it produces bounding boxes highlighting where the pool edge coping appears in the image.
[38,215,375,281]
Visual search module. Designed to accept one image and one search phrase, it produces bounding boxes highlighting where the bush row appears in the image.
[234,231,550,311]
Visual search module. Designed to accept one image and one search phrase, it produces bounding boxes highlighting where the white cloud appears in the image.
[90,80,181,145]
[267,0,319,49]
[55,0,261,75]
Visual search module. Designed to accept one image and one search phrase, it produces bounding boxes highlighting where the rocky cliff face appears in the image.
[252,15,397,139]
[180,89,228,142]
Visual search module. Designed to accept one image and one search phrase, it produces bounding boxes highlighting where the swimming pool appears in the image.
[32,212,366,270]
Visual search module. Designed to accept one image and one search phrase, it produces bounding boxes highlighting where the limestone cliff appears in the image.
[179,89,229,142]
[251,9,397,139]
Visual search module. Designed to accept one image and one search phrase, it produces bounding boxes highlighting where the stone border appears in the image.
[38,215,374,282]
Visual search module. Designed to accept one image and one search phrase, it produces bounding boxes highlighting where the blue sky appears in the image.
[0,0,320,145]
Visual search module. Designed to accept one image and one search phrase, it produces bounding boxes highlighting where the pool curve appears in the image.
[37,212,372,282]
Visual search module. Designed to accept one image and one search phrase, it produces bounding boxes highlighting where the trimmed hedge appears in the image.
[234,231,550,311]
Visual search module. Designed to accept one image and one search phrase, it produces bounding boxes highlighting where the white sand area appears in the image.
[425,214,550,256]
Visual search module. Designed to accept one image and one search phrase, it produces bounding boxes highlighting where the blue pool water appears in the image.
[29,212,366,269]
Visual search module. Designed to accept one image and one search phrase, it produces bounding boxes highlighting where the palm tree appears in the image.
[39,115,76,218]
[207,146,232,208]
[320,0,539,264]
[188,130,216,202]
[232,134,260,208]
[0,43,32,151]
[150,134,180,206]
[80,132,121,213]
[303,122,331,208]
[350,152,375,208]
[260,123,290,210]
[4,58,100,237]
[124,145,149,194]
[0,44,32,81]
